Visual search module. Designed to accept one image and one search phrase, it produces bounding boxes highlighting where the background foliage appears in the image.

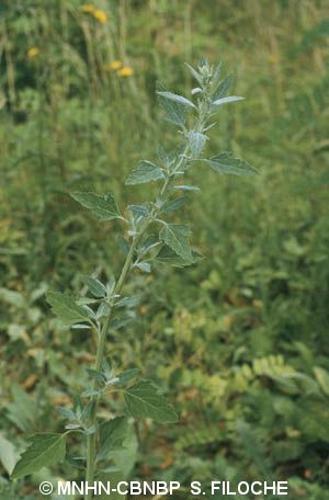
[0,0,328,498]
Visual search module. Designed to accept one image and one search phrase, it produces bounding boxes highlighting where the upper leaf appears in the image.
[124,380,178,423]
[84,276,107,299]
[159,224,193,262]
[160,196,186,214]
[156,245,200,267]
[117,368,140,386]
[185,63,203,86]
[128,204,150,218]
[212,74,234,101]
[173,185,200,192]
[125,161,165,186]
[205,153,258,176]
[156,91,196,109]
[212,95,244,107]
[47,291,90,326]
[70,192,120,221]
[157,86,192,127]
[11,433,66,479]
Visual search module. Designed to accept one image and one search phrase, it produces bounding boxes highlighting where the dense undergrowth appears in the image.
[0,1,328,498]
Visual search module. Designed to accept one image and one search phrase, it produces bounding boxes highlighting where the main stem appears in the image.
[84,100,208,498]
[84,229,146,498]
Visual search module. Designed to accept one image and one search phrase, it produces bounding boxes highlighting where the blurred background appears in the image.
[0,0,328,498]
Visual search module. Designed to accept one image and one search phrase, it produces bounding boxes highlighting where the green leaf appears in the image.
[135,262,151,273]
[159,224,193,262]
[7,385,36,433]
[11,433,66,479]
[188,131,208,157]
[84,276,107,298]
[128,204,150,218]
[125,161,165,185]
[212,74,233,101]
[117,368,140,386]
[98,417,129,460]
[0,434,17,475]
[115,295,140,308]
[110,423,138,479]
[125,380,178,423]
[173,185,200,191]
[47,291,90,326]
[213,95,244,106]
[314,367,329,396]
[160,196,186,214]
[205,152,258,176]
[70,191,120,221]
[156,91,196,109]
[185,63,203,86]
[156,245,199,267]
[0,287,25,307]
[157,90,187,127]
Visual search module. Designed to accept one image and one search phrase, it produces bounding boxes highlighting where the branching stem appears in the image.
[84,81,210,499]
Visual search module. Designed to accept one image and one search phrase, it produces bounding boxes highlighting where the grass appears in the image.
[0,0,328,498]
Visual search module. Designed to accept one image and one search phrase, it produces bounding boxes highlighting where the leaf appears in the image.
[110,423,138,479]
[157,89,186,127]
[205,152,258,176]
[156,91,196,109]
[117,368,140,386]
[185,63,203,86]
[188,131,208,157]
[125,380,178,423]
[173,185,200,191]
[125,160,165,186]
[156,245,200,267]
[159,224,192,262]
[115,295,140,308]
[128,204,150,218]
[84,276,107,298]
[314,367,329,396]
[47,291,90,326]
[98,417,129,460]
[0,287,25,307]
[135,262,151,273]
[0,434,17,475]
[11,433,66,479]
[6,385,36,433]
[212,74,234,101]
[70,191,120,221]
[213,95,244,106]
[160,196,186,214]
[191,87,202,95]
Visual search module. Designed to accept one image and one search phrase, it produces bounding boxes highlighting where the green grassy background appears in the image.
[0,1,328,498]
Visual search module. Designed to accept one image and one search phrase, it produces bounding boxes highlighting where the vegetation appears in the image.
[0,1,328,499]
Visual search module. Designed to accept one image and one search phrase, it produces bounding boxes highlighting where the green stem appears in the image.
[84,96,209,498]
[84,231,145,498]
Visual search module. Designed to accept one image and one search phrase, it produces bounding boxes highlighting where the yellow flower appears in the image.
[118,66,134,77]
[81,4,95,14]
[104,60,123,71]
[27,47,40,59]
[93,9,108,24]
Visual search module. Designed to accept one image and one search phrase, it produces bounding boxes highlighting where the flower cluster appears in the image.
[81,4,108,24]
[104,60,134,77]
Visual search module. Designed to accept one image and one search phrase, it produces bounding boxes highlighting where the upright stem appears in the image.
[84,231,145,498]
[84,97,209,498]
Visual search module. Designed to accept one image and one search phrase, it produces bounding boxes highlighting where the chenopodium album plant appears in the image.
[11,60,257,495]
